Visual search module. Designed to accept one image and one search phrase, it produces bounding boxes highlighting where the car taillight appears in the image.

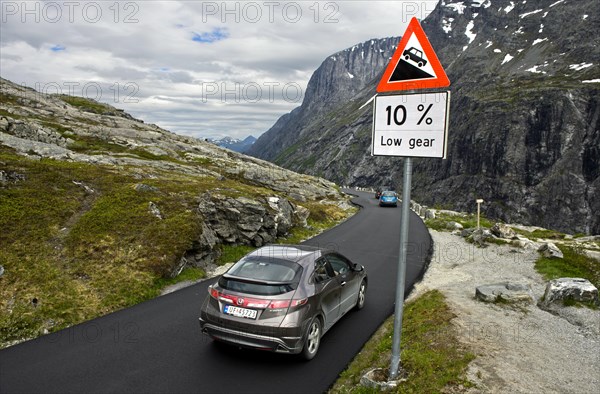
[268,298,308,309]
[208,286,235,304]
[268,300,291,309]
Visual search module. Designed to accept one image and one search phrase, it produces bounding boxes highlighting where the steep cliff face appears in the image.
[247,38,399,161]
[248,0,600,234]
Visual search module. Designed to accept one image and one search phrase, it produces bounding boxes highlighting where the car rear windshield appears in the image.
[218,257,303,295]
[382,191,396,196]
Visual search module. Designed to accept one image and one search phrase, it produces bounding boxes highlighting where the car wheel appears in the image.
[355,280,367,310]
[301,318,321,360]
[404,55,410,60]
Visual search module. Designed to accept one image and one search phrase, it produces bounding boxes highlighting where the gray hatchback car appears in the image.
[199,244,367,360]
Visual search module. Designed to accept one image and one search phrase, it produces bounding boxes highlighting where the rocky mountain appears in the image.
[247,0,600,235]
[0,77,351,346]
[208,135,257,153]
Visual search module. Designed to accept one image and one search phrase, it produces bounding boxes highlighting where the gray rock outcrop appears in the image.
[190,193,312,272]
[467,228,493,247]
[447,221,463,231]
[475,282,535,304]
[491,223,516,239]
[538,242,564,259]
[541,278,599,306]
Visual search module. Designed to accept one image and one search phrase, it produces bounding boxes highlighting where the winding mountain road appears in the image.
[0,190,431,394]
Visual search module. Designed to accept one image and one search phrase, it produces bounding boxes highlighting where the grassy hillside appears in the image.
[0,143,350,347]
[0,80,353,347]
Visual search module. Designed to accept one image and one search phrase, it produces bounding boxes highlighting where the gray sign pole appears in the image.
[389,156,413,380]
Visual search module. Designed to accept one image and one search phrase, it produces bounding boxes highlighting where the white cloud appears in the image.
[0,0,440,140]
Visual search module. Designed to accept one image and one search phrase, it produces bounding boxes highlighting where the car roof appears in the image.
[246,244,328,266]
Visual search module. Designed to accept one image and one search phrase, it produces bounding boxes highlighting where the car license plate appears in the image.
[223,305,258,319]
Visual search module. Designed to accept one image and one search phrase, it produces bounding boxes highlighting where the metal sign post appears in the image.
[476,199,484,229]
[389,157,412,380]
[372,16,450,382]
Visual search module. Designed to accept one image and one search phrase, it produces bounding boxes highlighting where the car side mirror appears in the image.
[353,265,364,272]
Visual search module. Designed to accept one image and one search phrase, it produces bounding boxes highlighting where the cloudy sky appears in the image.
[1,0,439,140]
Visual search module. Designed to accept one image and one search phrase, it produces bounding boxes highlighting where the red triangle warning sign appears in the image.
[377,17,450,92]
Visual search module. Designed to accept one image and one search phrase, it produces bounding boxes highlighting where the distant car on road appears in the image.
[403,47,428,67]
[199,245,367,360]
[379,191,398,207]
[375,186,391,199]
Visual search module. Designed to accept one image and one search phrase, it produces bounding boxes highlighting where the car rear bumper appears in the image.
[199,317,304,354]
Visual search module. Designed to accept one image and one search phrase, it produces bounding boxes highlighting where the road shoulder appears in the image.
[409,229,600,393]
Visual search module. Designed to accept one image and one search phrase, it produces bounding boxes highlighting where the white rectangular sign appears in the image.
[371,91,450,158]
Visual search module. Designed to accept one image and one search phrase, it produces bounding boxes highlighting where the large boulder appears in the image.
[538,242,564,259]
[446,221,463,231]
[293,204,311,227]
[541,278,599,306]
[467,228,493,247]
[475,282,535,304]
[425,209,436,219]
[512,235,541,251]
[491,223,516,239]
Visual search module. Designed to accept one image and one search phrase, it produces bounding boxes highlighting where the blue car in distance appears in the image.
[379,191,398,207]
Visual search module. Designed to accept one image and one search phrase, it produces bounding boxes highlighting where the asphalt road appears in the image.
[0,190,432,394]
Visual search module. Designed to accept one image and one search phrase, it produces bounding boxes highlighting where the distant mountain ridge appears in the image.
[208,135,256,153]
[247,0,600,235]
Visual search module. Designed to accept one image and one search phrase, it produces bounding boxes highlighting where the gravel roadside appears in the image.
[408,229,600,393]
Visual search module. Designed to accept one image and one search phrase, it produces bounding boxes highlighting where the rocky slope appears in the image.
[0,77,350,346]
[412,229,599,393]
[247,0,600,235]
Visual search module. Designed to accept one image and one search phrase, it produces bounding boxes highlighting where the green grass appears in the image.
[487,237,511,246]
[425,212,494,232]
[0,147,251,346]
[153,267,206,290]
[67,135,130,154]
[535,245,600,289]
[0,145,354,347]
[331,290,475,393]
[217,245,256,266]
[60,95,110,114]
[66,135,181,163]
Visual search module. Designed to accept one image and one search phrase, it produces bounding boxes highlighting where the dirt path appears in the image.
[408,230,600,393]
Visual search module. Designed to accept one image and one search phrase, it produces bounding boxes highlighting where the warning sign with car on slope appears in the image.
[376,17,450,93]
[372,17,451,158]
